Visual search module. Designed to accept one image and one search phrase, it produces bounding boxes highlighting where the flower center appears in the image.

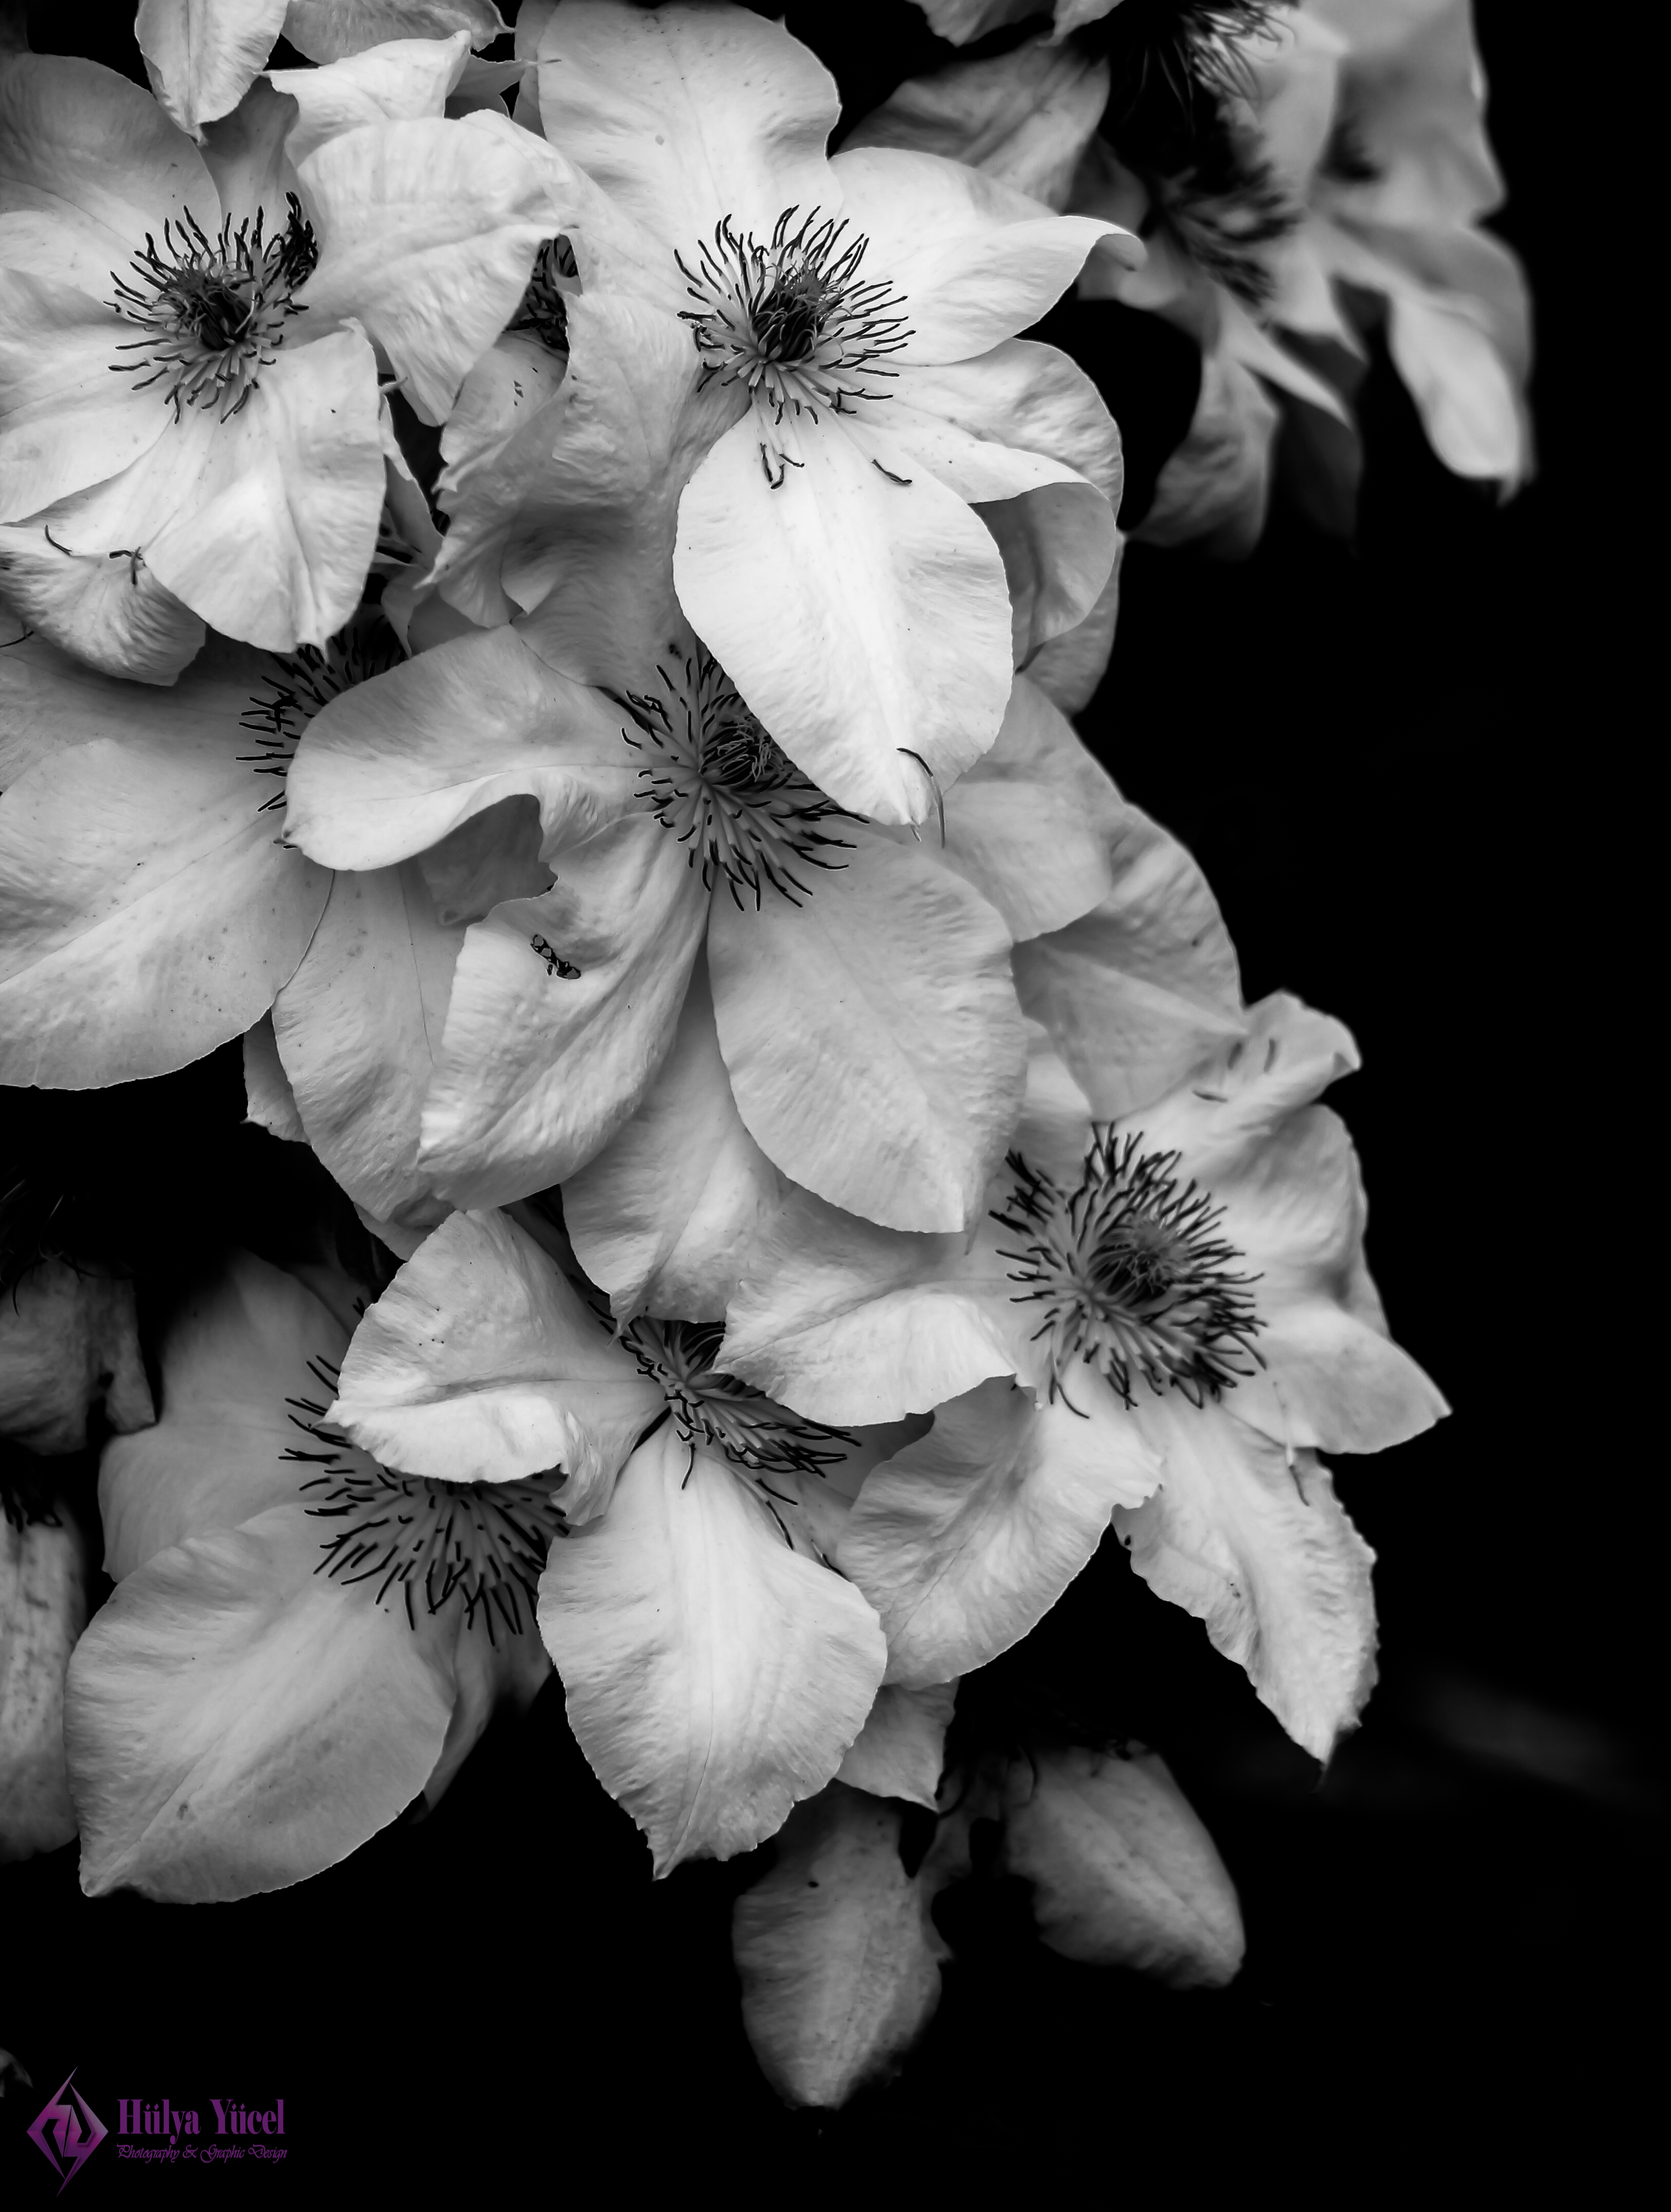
[676,209,910,430]
[108,199,319,421]
[284,1368,561,1640]
[619,654,854,906]
[994,1130,1263,1411]
[622,1317,857,1479]
[240,619,401,815]
[509,235,577,355]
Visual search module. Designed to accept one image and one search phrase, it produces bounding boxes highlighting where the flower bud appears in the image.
[733,1783,950,2108]
[1000,1743,1244,1989]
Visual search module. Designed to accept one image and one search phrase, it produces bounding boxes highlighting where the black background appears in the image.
[3,0,1655,2196]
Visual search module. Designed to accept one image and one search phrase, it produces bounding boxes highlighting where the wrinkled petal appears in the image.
[327,1209,658,1513]
[830,147,1130,363]
[299,113,578,423]
[1116,1399,1378,1762]
[286,625,635,871]
[0,1511,88,1861]
[0,1262,154,1455]
[531,0,837,305]
[282,1,506,65]
[839,1377,1158,1687]
[65,1501,454,1901]
[564,955,786,1323]
[0,512,205,684]
[98,1251,350,1580]
[836,1682,957,1810]
[272,862,462,1235]
[269,30,469,164]
[678,411,1013,825]
[0,637,330,1086]
[420,813,708,1208]
[733,1784,949,2109]
[537,1423,887,1874]
[137,0,289,140]
[242,1012,307,1143]
[709,828,1024,1233]
[1012,795,1245,1118]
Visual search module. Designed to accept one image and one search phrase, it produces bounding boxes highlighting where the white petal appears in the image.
[419,814,708,1209]
[0,512,205,684]
[136,0,288,140]
[268,30,469,163]
[0,272,165,521]
[537,1424,887,1874]
[1116,1399,1378,1761]
[564,955,786,1323]
[836,1682,957,1810]
[676,412,1013,825]
[0,638,330,1087]
[1386,289,1524,482]
[838,1377,1158,1687]
[282,2,506,65]
[327,1209,657,1511]
[242,1013,308,1144]
[273,863,462,1235]
[709,828,1025,1233]
[732,1784,949,2108]
[65,1502,454,1901]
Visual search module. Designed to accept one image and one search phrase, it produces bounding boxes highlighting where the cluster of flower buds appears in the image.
[1,0,1512,2105]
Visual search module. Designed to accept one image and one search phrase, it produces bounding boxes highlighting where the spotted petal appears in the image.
[0,636,330,1087]
[327,1209,659,1513]
[537,1421,887,1875]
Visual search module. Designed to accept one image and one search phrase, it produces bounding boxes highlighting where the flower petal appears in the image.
[136,0,289,140]
[1116,1399,1378,1761]
[530,0,837,300]
[242,1012,308,1143]
[327,1209,658,1511]
[536,1422,886,1874]
[838,1377,1158,1687]
[282,1,507,67]
[0,512,205,684]
[0,273,165,521]
[564,953,786,1324]
[732,1784,949,2109]
[285,625,635,871]
[268,29,469,164]
[97,1250,350,1581]
[1011,795,1246,1118]
[419,814,708,1208]
[0,638,331,1087]
[830,146,1128,363]
[835,1682,957,1810]
[272,862,462,1236]
[0,1261,154,1456]
[0,1511,88,1862]
[298,112,577,423]
[708,828,1025,1233]
[65,1501,454,1901]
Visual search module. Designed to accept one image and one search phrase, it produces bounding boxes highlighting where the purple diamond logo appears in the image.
[26,2072,107,2192]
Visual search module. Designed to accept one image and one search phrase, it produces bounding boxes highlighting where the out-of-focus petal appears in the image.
[0,638,330,1087]
[1116,1399,1378,1762]
[136,0,288,140]
[838,1377,1157,1687]
[327,1209,658,1513]
[732,1784,949,2109]
[0,1263,154,1455]
[564,956,786,1324]
[272,862,462,1236]
[709,829,1023,1234]
[537,1423,887,1874]
[285,625,635,871]
[675,411,1014,825]
[65,1501,454,1901]
[419,814,708,1209]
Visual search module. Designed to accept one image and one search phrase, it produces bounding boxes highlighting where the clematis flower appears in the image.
[63,1242,558,1901]
[716,995,1448,1760]
[310,1206,911,1873]
[487,0,1137,824]
[0,47,581,680]
[289,598,1128,1229]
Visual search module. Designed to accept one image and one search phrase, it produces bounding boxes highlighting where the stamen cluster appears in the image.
[620,654,854,906]
[676,207,910,433]
[509,235,578,355]
[994,1131,1264,1411]
[622,1317,858,1480]
[284,1368,563,1641]
[108,199,319,421]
